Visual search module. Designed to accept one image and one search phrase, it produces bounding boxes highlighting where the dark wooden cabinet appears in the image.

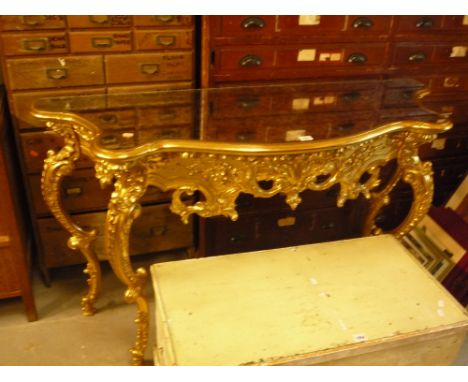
[0,88,37,321]
[199,15,468,257]
[0,16,196,280]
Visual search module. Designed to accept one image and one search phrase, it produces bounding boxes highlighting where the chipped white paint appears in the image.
[338,319,348,331]
[309,277,318,286]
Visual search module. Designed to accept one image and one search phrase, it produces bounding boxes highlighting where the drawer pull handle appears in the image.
[64,186,82,196]
[159,109,177,120]
[46,68,68,80]
[237,97,260,108]
[401,89,414,100]
[20,16,45,26]
[236,131,256,142]
[140,63,160,75]
[321,222,335,230]
[24,38,48,51]
[156,35,176,47]
[241,16,266,29]
[92,37,113,48]
[347,53,367,64]
[150,226,167,236]
[89,16,109,24]
[341,91,361,102]
[408,52,427,63]
[101,135,118,145]
[154,16,174,23]
[239,54,263,67]
[337,122,355,131]
[415,17,434,29]
[277,216,296,227]
[98,114,118,123]
[352,17,374,29]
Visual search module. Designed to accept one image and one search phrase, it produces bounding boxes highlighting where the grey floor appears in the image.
[0,249,467,366]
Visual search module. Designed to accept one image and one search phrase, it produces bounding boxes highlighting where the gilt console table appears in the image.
[31,79,452,365]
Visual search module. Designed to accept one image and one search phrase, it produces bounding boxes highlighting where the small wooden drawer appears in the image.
[395,16,468,34]
[395,16,445,33]
[270,88,380,114]
[98,128,137,150]
[276,16,391,36]
[214,44,387,81]
[67,15,132,28]
[30,168,114,215]
[1,32,68,56]
[392,43,468,68]
[208,93,272,118]
[205,204,359,256]
[69,31,132,53]
[137,105,194,128]
[20,131,93,174]
[6,55,105,90]
[105,52,193,84]
[0,16,66,31]
[80,109,138,130]
[133,16,193,27]
[37,202,193,268]
[276,44,387,68]
[216,16,277,37]
[30,167,170,216]
[135,29,193,51]
[138,125,193,143]
[206,123,267,143]
[12,88,106,129]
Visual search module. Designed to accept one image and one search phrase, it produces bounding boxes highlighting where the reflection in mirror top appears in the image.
[32,78,449,149]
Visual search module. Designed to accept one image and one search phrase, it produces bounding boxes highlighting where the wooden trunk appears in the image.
[151,235,468,366]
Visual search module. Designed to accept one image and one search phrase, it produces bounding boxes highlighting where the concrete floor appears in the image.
[0,249,467,366]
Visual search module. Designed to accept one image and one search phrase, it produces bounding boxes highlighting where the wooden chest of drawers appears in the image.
[199,15,468,257]
[0,15,195,279]
[0,88,37,320]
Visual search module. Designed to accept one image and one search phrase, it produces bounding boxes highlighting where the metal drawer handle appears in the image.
[401,89,414,100]
[65,186,83,196]
[159,109,177,120]
[237,97,260,108]
[408,52,427,63]
[236,131,256,142]
[347,53,367,64]
[239,54,263,67]
[46,68,68,80]
[140,63,160,75]
[24,38,49,51]
[101,135,118,145]
[241,16,266,29]
[98,114,118,123]
[415,17,434,29]
[154,16,174,23]
[337,122,355,131]
[89,15,109,24]
[156,35,176,47]
[352,17,374,29]
[92,37,113,48]
[321,221,335,230]
[341,91,361,102]
[20,16,45,26]
[150,226,167,236]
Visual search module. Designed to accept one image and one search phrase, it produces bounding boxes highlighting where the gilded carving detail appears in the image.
[41,121,101,315]
[143,135,396,225]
